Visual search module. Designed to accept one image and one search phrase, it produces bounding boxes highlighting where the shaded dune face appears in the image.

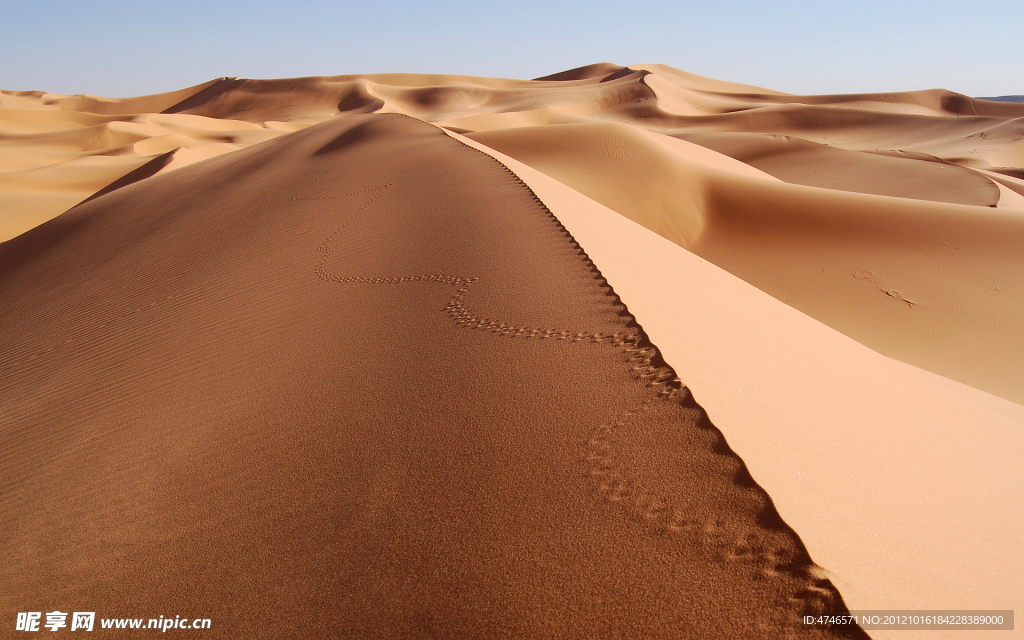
[0,115,865,638]
[675,131,1002,206]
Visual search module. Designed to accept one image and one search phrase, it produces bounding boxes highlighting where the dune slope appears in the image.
[461,135,1024,639]
[467,121,1024,404]
[0,114,865,638]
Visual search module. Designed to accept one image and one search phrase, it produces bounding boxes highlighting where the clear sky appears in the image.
[1,0,1021,98]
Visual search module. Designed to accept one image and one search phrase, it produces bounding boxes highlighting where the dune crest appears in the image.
[1,113,871,638]
[455,132,1023,638]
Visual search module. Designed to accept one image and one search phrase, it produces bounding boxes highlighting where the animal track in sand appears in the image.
[879,287,916,308]
[306,124,854,625]
[853,269,916,308]
[588,401,806,575]
[309,181,684,397]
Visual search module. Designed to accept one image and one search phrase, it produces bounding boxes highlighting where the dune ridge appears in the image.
[1,113,874,638]
[454,131,1024,638]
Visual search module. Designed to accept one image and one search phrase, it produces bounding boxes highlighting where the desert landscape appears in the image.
[2,63,1022,638]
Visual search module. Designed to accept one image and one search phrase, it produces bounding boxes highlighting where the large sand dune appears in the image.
[3,64,1022,638]
[1,113,864,638]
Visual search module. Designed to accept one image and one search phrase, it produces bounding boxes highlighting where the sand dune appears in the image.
[0,84,305,240]
[3,64,1023,637]
[461,136,1023,639]
[467,121,1024,403]
[676,131,1002,206]
[1,114,867,638]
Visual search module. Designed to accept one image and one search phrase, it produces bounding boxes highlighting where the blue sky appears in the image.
[1,0,1020,98]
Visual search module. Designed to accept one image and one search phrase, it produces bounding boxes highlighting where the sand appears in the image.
[1,114,867,638]
[464,123,1024,405]
[2,64,1022,638]
[5,66,1022,402]
[458,134,1023,640]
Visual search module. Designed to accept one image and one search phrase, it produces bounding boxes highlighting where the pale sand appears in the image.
[454,133,1024,639]
[465,123,1024,405]
[0,84,305,241]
